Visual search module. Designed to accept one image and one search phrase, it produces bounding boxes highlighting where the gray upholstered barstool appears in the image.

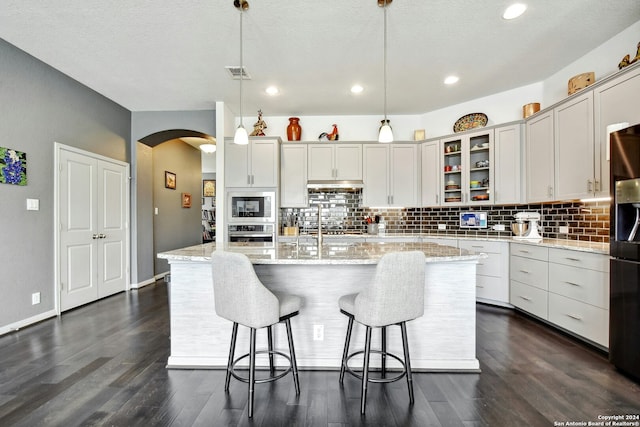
[211,251,301,418]
[338,251,426,414]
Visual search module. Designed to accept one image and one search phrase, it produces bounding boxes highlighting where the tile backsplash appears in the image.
[280,189,610,243]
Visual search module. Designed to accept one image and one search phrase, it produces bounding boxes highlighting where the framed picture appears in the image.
[0,146,27,186]
[203,179,216,197]
[182,192,192,208]
[165,171,176,189]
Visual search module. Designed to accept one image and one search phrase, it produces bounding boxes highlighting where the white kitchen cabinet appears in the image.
[441,129,494,206]
[458,240,509,305]
[510,243,549,319]
[547,248,609,347]
[494,123,523,204]
[307,143,362,181]
[420,141,440,206]
[362,143,419,207]
[594,64,640,196]
[225,137,280,188]
[280,144,307,207]
[526,110,555,202]
[554,91,595,200]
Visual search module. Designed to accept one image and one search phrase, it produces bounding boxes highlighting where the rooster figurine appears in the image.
[318,124,339,141]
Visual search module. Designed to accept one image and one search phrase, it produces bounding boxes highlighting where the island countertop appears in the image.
[157,241,485,265]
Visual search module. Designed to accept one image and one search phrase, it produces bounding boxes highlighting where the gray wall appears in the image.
[0,38,130,327]
[130,110,215,285]
[152,140,203,275]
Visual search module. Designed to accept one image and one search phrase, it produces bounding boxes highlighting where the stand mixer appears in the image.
[513,212,542,240]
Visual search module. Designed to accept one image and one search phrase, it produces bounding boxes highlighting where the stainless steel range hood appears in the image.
[307,180,364,190]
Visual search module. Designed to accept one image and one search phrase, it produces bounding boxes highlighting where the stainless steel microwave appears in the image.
[227,191,275,223]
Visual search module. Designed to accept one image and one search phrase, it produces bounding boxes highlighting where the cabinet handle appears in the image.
[247,175,251,185]
[547,186,553,197]
[565,257,581,262]
[518,249,530,254]
[99,234,106,239]
[595,180,600,192]
[564,281,581,287]
[436,194,439,204]
[476,285,484,288]
[519,295,532,301]
[471,245,484,248]
[519,269,530,274]
[92,234,99,239]
[566,313,583,321]
[587,179,593,192]
[252,175,255,185]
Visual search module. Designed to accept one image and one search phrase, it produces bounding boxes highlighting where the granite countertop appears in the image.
[157,241,486,265]
[278,233,610,255]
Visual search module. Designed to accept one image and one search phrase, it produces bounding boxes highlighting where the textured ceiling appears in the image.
[0,1,639,117]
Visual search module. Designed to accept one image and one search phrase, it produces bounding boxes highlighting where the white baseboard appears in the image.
[0,309,58,336]
[130,272,170,290]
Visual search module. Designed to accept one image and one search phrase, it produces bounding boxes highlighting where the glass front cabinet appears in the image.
[441,129,494,206]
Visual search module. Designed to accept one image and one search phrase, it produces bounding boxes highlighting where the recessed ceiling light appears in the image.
[444,76,459,85]
[265,86,279,96]
[350,84,364,94]
[503,3,527,20]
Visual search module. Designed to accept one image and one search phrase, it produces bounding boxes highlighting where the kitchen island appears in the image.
[158,241,484,371]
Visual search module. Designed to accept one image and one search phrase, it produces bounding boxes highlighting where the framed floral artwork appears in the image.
[0,146,27,186]
[165,171,176,189]
[203,179,216,197]
[182,192,192,208]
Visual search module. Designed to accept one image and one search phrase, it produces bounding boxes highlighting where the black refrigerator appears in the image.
[610,123,640,381]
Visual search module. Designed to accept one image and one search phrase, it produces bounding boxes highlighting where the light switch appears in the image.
[26,198,39,211]
[154,207,159,215]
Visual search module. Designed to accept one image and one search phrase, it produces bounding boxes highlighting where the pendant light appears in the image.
[378,0,393,143]
[233,1,249,145]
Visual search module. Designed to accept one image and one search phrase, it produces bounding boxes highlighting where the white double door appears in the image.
[57,145,129,312]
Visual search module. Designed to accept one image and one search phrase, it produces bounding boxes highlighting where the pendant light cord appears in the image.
[383,0,388,122]
[239,8,244,127]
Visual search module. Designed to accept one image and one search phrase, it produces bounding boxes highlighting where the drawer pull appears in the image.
[477,263,485,266]
[565,257,581,262]
[519,250,530,254]
[519,295,532,301]
[476,285,484,288]
[519,269,530,274]
[472,245,484,248]
[566,313,583,321]
[564,281,581,287]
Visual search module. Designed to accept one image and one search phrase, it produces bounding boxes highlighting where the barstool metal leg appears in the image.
[225,322,239,391]
[339,315,354,384]
[381,326,387,379]
[361,326,372,415]
[267,325,275,375]
[400,321,415,404]
[284,318,301,395]
[248,328,257,418]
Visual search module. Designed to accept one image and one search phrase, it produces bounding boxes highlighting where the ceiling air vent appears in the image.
[225,66,251,80]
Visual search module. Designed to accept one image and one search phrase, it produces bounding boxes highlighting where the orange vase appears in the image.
[287,117,301,141]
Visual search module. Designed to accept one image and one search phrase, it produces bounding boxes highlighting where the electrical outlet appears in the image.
[31,292,41,305]
[493,224,505,231]
[559,226,569,234]
[313,324,324,341]
[438,224,446,230]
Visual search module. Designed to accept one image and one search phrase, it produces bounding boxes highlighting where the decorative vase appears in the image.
[287,117,301,141]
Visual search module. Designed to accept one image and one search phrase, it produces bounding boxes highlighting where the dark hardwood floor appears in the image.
[1,282,639,426]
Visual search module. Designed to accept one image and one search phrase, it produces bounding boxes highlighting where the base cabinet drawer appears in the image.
[548,263,609,309]
[510,280,548,320]
[510,256,549,290]
[476,275,509,302]
[548,293,608,347]
[476,252,502,277]
[510,243,548,261]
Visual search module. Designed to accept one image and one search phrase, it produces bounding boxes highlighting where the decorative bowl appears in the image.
[453,113,488,133]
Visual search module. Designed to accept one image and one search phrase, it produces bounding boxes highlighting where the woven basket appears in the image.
[568,72,595,95]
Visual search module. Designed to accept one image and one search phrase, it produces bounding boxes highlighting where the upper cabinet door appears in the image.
[250,138,279,187]
[307,144,334,180]
[421,141,440,206]
[225,141,250,187]
[526,111,555,202]
[494,124,522,204]
[334,144,362,180]
[554,91,594,200]
[362,144,389,207]
[389,144,419,207]
[280,144,308,207]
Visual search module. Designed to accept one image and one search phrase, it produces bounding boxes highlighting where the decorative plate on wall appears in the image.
[453,113,488,133]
